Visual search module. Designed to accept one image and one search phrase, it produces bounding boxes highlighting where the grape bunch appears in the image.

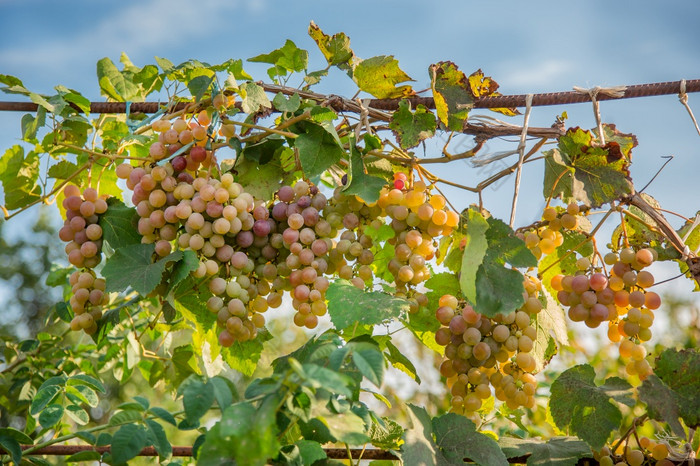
[434,276,543,421]
[551,247,660,379]
[378,174,459,293]
[57,184,111,334]
[524,203,584,259]
[58,185,108,269]
[595,437,673,466]
[67,270,108,335]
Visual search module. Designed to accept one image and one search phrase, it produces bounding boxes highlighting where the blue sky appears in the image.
[1,1,699,290]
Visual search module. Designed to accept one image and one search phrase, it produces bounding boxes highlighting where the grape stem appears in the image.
[611,414,648,457]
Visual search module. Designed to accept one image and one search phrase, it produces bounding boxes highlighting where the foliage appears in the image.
[1,22,699,466]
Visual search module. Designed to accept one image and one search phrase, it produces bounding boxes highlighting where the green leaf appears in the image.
[389,100,437,149]
[0,145,41,210]
[399,404,439,466]
[350,343,385,386]
[233,152,292,200]
[145,419,172,459]
[294,122,345,178]
[433,413,508,466]
[549,364,624,450]
[96,57,139,101]
[638,375,686,438]
[0,428,32,445]
[322,411,370,445]
[188,75,215,102]
[294,440,327,465]
[99,197,140,249]
[531,290,567,373]
[0,435,22,465]
[308,21,355,71]
[21,106,46,142]
[368,417,404,450]
[220,331,270,377]
[342,137,388,204]
[66,384,99,407]
[210,376,235,410]
[167,249,200,294]
[47,160,79,179]
[425,273,460,319]
[272,92,301,113]
[299,363,354,398]
[30,385,62,415]
[38,404,64,428]
[354,55,414,99]
[179,377,215,423]
[327,279,411,330]
[148,407,177,426]
[460,209,489,304]
[108,409,144,426]
[249,40,308,73]
[499,436,592,466]
[653,348,700,428]
[240,82,271,114]
[543,127,633,208]
[111,424,148,464]
[102,244,182,296]
[430,61,473,131]
[241,138,285,164]
[474,216,536,316]
[384,340,421,383]
[65,404,90,425]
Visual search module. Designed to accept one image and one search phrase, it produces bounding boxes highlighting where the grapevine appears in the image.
[0,22,699,466]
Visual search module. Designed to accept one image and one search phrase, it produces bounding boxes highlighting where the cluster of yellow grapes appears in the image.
[67,270,109,335]
[595,437,672,466]
[434,276,544,421]
[524,203,584,258]
[552,247,660,379]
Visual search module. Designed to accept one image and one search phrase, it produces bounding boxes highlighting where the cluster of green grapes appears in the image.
[57,185,111,334]
[594,436,673,466]
[552,247,660,379]
[523,203,584,258]
[113,115,460,346]
[434,276,543,421]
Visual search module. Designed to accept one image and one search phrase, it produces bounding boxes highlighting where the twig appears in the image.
[638,155,674,193]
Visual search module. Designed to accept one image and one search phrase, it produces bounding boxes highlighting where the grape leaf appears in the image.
[179,376,215,423]
[102,244,182,296]
[342,138,388,204]
[327,279,411,330]
[549,364,625,450]
[249,39,308,73]
[433,413,508,466]
[294,440,327,465]
[653,348,700,428]
[467,69,519,117]
[99,197,140,250]
[308,21,355,71]
[498,436,591,466]
[460,209,489,304]
[399,404,440,466]
[220,331,271,377]
[145,419,172,459]
[430,61,473,131]
[294,122,345,178]
[47,160,79,179]
[239,82,271,114]
[543,127,633,208]
[234,152,293,200]
[354,55,415,99]
[96,57,140,102]
[638,375,686,437]
[473,217,536,317]
[389,100,437,149]
[0,145,42,210]
[384,340,421,383]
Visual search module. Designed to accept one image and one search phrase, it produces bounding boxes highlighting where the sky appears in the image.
[1,1,700,322]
